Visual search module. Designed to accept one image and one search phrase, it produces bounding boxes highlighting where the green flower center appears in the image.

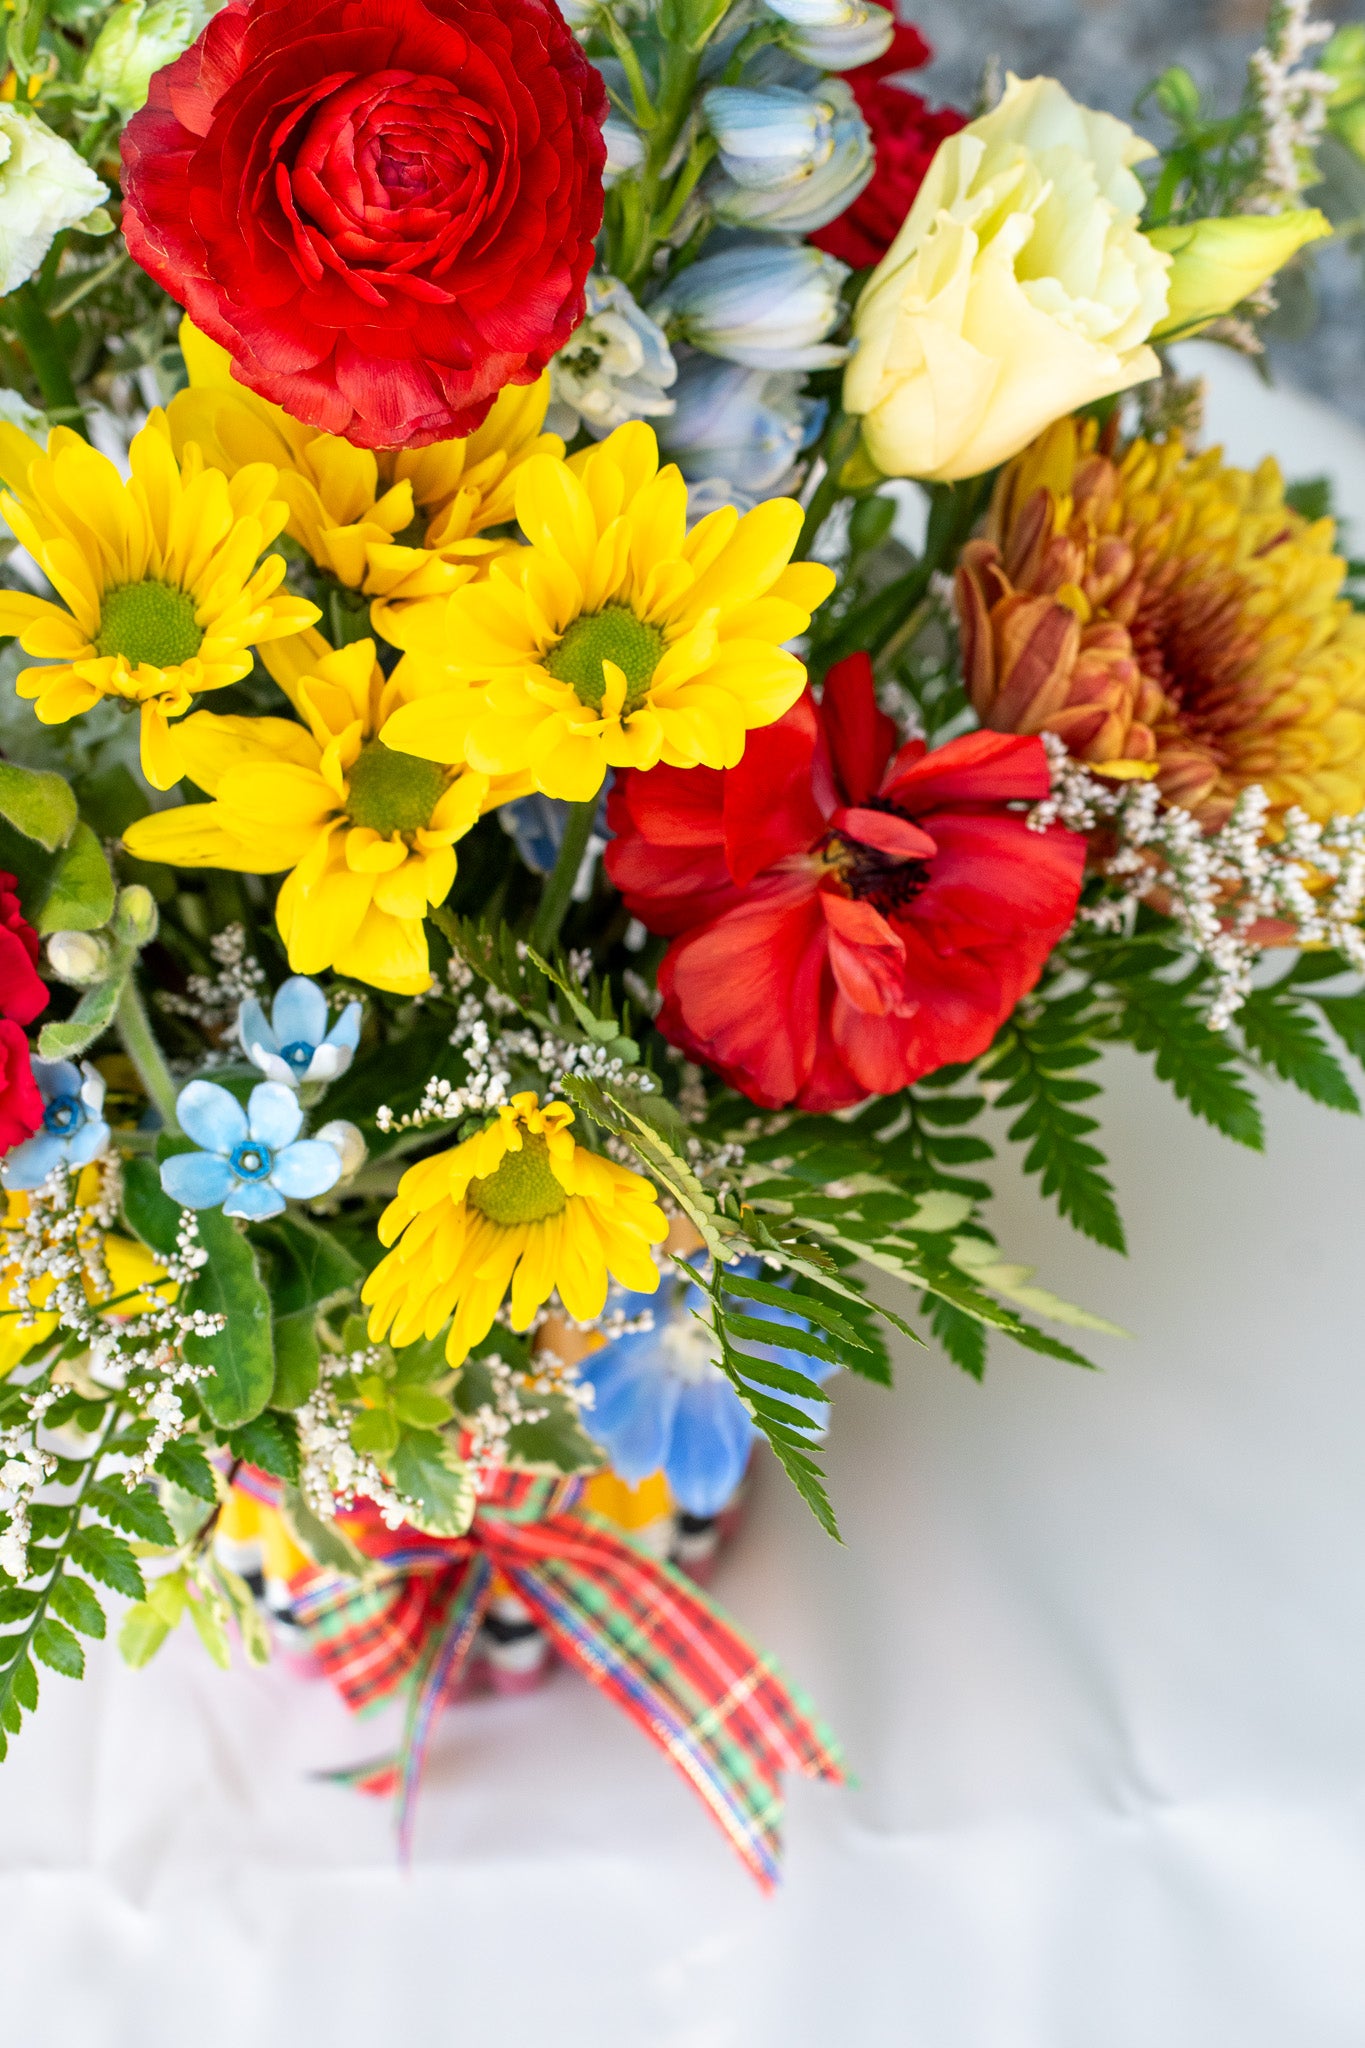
[345,741,447,836]
[545,604,664,714]
[95,580,203,670]
[466,1130,569,1226]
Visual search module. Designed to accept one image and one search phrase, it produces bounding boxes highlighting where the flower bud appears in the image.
[1149,210,1331,338]
[650,242,849,370]
[46,930,112,988]
[657,355,820,498]
[314,1119,368,1183]
[763,0,896,71]
[85,0,211,116]
[0,107,110,297]
[705,82,872,233]
[113,882,159,947]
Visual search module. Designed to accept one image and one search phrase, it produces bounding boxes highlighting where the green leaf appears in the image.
[0,762,77,852]
[184,1209,275,1427]
[37,968,126,1061]
[723,1312,842,1373]
[225,1410,300,1481]
[350,1407,400,1458]
[118,1602,171,1669]
[187,1588,232,1670]
[121,1154,183,1260]
[1314,990,1365,1063]
[33,1616,84,1679]
[270,1309,320,1409]
[36,821,115,935]
[153,1438,217,1502]
[392,1386,454,1429]
[387,1430,474,1537]
[70,1524,145,1599]
[0,1588,39,1624]
[255,1214,361,1313]
[722,1270,873,1353]
[560,1073,739,1268]
[87,1478,175,1546]
[279,1486,369,1579]
[725,1349,829,1403]
[1110,968,1264,1148]
[949,1237,1129,1336]
[924,1295,988,1380]
[48,1575,106,1640]
[987,1015,1127,1253]
[213,1564,271,1666]
[1239,991,1361,1113]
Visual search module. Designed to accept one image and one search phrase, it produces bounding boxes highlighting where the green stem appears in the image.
[530,798,599,958]
[796,410,859,560]
[117,972,180,1133]
[6,284,88,437]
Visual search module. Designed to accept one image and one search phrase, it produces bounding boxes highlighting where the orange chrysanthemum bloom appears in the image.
[955,418,1365,826]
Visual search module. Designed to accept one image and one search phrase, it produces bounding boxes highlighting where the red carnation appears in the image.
[0,872,45,1028]
[121,0,607,449]
[606,656,1086,1112]
[0,1023,42,1155]
[810,26,966,272]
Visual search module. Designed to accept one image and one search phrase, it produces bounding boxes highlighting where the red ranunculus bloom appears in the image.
[0,1022,42,1155]
[0,872,45,1028]
[121,0,607,449]
[810,26,966,272]
[606,656,1086,1111]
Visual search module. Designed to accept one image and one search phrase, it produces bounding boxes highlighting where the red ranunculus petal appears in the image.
[0,1019,42,1153]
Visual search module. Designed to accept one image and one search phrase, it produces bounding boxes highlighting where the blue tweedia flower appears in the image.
[161,1080,343,1221]
[2,1059,110,1191]
[238,976,362,1089]
[577,1255,835,1517]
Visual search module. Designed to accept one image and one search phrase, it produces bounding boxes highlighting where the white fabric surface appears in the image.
[5,366,1365,2045]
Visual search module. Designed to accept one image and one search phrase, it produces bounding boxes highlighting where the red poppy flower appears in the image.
[810,26,966,272]
[121,0,607,449]
[606,656,1086,1111]
[0,873,45,1028]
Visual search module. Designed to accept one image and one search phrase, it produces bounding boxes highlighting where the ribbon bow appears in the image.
[281,1466,845,1889]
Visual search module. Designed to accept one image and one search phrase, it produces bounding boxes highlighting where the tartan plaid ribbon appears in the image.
[280,1467,845,1889]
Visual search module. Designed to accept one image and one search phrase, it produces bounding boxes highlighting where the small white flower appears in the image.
[548,273,678,439]
[0,107,109,297]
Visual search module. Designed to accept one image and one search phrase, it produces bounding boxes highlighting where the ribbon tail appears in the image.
[396,1551,493,1860]
[313,1757,401,1798]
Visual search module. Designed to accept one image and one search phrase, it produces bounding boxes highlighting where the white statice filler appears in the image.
[0,107,108,297]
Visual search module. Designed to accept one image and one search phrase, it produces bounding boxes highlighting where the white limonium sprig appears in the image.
[1030,736,1365,1029]
[1247,0,1336,208]
[295,1346,419,1529]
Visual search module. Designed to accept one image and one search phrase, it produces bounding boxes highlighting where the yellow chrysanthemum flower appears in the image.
[377,421,837,803]
[0,1170,174,1380]
[958,417,1365,825]
[123,630,530,995]
[167,320,564,639]
[0,413,318,789]
[362,1093,667,1367]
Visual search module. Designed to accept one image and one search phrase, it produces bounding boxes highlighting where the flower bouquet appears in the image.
[2,0,1364,1884]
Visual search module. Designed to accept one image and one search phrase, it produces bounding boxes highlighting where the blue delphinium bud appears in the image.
[649,242,849,370]
[657,354,822,501]
[763,0,896,71]
[705,80,872,232]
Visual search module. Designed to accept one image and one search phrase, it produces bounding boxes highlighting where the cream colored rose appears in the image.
[843,74,1172,482]
[0,107,108,297]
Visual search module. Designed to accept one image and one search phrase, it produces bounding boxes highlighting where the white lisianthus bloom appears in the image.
[0,107,109,297]
[844,74,1173,483]
[85,0,212,117]
[548,273,678,439]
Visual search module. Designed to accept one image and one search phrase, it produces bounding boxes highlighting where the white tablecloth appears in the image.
[5,360,1365,2046]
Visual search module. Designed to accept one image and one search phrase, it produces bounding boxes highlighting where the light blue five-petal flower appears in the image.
[238,977,362,1089]
[2,1059,111,1191]
[161,1079,343,1222]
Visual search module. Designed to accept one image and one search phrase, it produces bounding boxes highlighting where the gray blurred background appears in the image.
[907,0,1365,424]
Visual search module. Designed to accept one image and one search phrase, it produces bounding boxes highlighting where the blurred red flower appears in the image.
[121,0,606,449]
[0,1023,42,1156]
[810,26,966,272]
[0,873,45,1028]
[606,656,1086,1111]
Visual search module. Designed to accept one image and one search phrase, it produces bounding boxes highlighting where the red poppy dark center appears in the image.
[828,798,934,917]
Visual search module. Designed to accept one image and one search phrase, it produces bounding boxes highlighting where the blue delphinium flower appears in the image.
[577,1255,835,1517]
[2,1059,110,1190]
[238,976,362,1089]
[161,1079,342,1221]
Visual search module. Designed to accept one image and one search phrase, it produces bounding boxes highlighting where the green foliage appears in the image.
[1239,985,1361,1112]
[983,996,1127,1253]
[1095,942,1265,1148]
[183,1209,275,1428]
[36,820,115,934]
[0,762,78,853]
[225,1411,301,1482]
